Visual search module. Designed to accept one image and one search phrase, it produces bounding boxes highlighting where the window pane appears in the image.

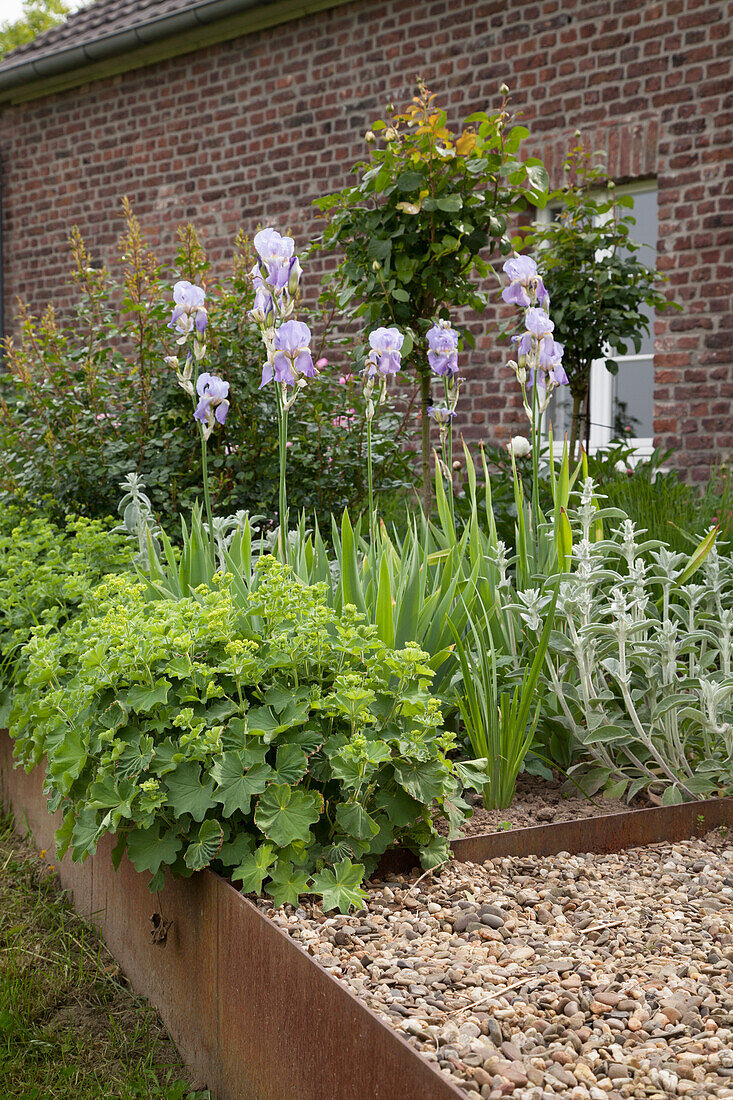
[546,384,572,440]
[618,188,657,357]
[612,356,654,439]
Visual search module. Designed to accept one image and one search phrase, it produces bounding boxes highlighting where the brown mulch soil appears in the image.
[439,774,649,837]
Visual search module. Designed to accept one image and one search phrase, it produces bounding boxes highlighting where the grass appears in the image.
[0,810,213,1100]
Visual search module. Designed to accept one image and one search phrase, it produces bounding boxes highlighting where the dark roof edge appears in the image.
[0,0,345,100]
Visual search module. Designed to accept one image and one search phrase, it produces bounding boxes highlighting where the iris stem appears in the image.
[366,415,376,547]
[444,380,455,529]
[531,367,541,540]
[276,383,289,564]
[200,430,215,572]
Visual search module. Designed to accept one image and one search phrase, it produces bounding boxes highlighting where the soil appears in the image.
[439,774,649,837]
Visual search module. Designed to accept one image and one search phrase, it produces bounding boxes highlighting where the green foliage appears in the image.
[522,139,678,458]
[588,446,733,554]
[315,80,548,506]
[11,559,471,911]
[0,812,210,1100]
[451,585,558,809]
[0,509,128,719]
[543,479,731,802]
[0,203,412,532]
[0,0,72,56]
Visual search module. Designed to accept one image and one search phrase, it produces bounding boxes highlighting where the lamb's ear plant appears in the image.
[543,480,731,804]
[114,473,160,568]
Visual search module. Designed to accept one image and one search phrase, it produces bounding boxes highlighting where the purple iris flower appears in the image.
[261,319,316,387]
[249,273,275,325]
[366,327,404,376]
[428,405,456,426]
[539,336,567,385]
[194,372,230,425]
[518,307,555,357]
[502,255,550,310]
[170,281,207,335]
[253,228,296,291]
[427,322,459,377]
[527,337,568,389]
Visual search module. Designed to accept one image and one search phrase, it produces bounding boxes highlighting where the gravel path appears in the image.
[259,831,733,1098]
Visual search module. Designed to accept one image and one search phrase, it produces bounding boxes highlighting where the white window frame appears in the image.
[536,179,658,463]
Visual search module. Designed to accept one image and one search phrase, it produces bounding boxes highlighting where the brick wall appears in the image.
[0,0,730,479]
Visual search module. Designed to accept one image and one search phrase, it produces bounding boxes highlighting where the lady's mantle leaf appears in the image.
[184,819,224,871]
[254,784,323,847]
[310,859,366,914]
[164,762,215,822]
[211,752,273,817]
[232,843,276,893]
[265,860,311,908]
[335,801,380,840]
[124,679,171,712]
[274,744,309,785]
[392,759,446,802]
[127,822,183,876]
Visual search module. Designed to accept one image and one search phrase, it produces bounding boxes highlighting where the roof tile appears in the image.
[0,0,207,73]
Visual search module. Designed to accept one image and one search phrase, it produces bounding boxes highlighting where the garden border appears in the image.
[2,729,731,1100]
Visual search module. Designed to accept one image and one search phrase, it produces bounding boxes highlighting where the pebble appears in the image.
[257,831,733,1099]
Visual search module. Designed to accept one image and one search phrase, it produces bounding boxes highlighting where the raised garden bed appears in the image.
[2,729,731,1100]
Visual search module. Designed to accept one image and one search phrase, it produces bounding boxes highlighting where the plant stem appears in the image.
[276,383,289,563]
[531,375,541,540]
[200,430,215,570]
[366,414,376,546]
[420,367,432,516]
[443,379,455,527]
[569,392,583,464]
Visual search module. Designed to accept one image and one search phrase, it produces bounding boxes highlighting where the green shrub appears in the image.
[11,559,475,912]
[0,204,413,531]
[315,80,548,508]
[0,512,129,719]
[588,448,733,554]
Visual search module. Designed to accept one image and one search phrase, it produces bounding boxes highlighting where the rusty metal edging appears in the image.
[2,729,732,1099]
[0,730,464,1100]
[449,797,733,862]
[378,797,733,875]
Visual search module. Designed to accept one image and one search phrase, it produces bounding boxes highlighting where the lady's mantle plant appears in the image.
[0,511,128,720]
[11,560,475,912]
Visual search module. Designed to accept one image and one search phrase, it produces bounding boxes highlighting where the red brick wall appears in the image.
[1,0,731,479]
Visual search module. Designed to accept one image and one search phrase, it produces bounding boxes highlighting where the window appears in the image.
[539,181,658,459]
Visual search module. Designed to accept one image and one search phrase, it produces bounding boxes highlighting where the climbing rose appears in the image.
[509,435,531,457]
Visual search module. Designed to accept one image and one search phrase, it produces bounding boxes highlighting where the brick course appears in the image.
[0,0,731,479]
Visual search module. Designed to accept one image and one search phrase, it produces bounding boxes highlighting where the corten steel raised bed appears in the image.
[2,728,732,1100]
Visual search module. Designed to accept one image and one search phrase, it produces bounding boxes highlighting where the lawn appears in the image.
[0,811,211,1100]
